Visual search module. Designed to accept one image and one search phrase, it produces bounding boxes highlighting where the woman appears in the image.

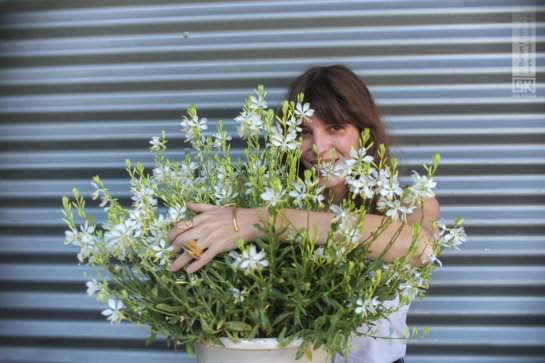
[168,64,440,363]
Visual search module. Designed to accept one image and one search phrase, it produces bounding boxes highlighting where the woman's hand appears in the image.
[168,202,266,274]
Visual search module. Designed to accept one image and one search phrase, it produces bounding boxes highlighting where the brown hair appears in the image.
[285,64,394,213]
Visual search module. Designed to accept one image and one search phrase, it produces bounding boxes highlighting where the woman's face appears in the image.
[300,116,361,191]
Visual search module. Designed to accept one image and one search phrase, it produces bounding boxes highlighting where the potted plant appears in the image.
[62,86,466,362]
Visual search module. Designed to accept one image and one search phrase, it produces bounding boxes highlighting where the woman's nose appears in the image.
[313,133,334,159]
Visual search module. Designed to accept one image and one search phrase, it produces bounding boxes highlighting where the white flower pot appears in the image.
[195,337,331,363]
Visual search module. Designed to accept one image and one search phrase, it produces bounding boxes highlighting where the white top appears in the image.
[333,298,409,363]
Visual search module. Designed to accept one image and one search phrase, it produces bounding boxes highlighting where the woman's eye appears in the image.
[330,125,344,132]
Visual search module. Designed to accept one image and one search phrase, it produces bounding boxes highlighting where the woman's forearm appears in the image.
[255,207,433,267]
[256,207,334,245]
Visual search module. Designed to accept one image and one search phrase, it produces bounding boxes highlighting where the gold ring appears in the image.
[183,239,203,259]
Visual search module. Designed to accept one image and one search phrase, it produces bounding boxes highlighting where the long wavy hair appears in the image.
[285,64,395,213]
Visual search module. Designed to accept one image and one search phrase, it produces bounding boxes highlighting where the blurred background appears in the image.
[0,0,544,362]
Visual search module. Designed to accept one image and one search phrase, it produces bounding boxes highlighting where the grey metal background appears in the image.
[0,0,544,362]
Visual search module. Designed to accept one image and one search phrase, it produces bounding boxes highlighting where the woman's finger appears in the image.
[170,252,193,272]
[168,220,192,242]
[171,229,206,255]
[187,202,220,214]
[170,235,209,272]
[168,213,208,243]
[184,246,218,274]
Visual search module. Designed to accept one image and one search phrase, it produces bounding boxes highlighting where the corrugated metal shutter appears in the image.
[1,1,543,362]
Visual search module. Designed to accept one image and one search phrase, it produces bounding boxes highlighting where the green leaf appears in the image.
[201,319,216,334]
[145,331,157,346]
[260,309,271,332]
[224,321,252,332]
[312,316,327,330]
[150,285,159,298]
[272,311,292,326]
[156,304,183,313]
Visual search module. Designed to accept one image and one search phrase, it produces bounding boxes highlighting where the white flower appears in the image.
[270,124,298,152]
[330,205,361,245]
[330,205,354,232]
[148,214,170,238]
[288,181,306,206]
[436,219,466,250]
[80,221,95,239]
[354,297,380,317]
[312,246,326,261]
[86,279,101,296]
[349,147,374,165]
[423,253,442,267]
[295,102,314,119]
[261,186,285,207]
[343,228,361,245]
[101,298,125,324]
[332,158,354,179]
[90,181,105,204]
[64,221,98,262]
[399,282,418,300]
[180,161,198,178]
[410,171,436,199]
[167,204,187,223]
[311,189,325,205]
[149,136,165,152]
[399,203,416,222]
[151,239,174,266]
[378,173,402,201]
[236,111,262,138]
[288,179,325,208]
[229,244,269,272]
[64,229,78,245]
[214,181,239,204]
[330,205,349,224]
[180,115,207,145]
[286,116,302,133]
[249,91,268,110]
[377,197,405,222]
[104,218,141,260]
[319,162,337,181]
[152,164,176,184]
[377,196,415,222]
[130,184,157,209]
[189,275,202,287]
[229,287,244,303]
[346,175,374,199]
[244,180,255,196]
[212,130,232,149]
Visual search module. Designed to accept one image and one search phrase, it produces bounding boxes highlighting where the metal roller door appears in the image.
[0,1,543,362]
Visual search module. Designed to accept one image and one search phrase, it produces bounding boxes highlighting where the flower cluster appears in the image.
[229,244,270,272]
[62,85,466,361]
